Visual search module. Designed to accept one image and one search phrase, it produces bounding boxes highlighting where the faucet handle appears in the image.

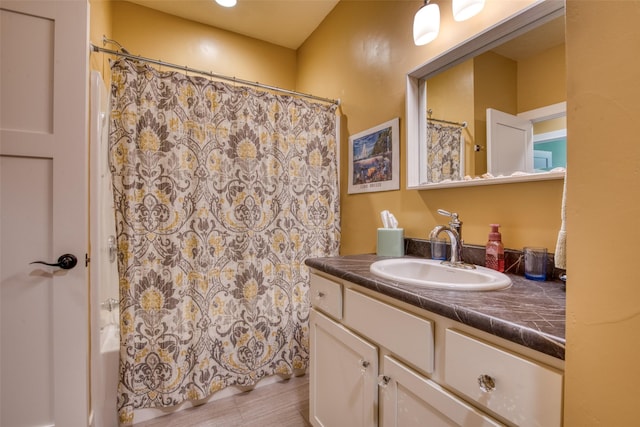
[437,209,461,225]
[437,208,452,217]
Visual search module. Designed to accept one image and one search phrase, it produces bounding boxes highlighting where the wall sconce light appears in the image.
[452,0,485,21]
[413,0,440,46]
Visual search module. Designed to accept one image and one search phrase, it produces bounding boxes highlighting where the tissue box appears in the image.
[377,228,405,256]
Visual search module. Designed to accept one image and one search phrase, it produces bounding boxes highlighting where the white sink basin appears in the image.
[370,258,511,291]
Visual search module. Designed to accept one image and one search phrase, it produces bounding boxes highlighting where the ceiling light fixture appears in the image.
[452,0,485,21]
[216,0,237,7]
[413,0,440,46]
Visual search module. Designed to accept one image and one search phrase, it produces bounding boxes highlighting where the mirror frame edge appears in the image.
[406,0,566,190]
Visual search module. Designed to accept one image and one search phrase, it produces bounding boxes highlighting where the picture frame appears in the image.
[348,118,400,194]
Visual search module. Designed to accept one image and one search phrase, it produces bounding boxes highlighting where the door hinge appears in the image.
[85,253,90,267]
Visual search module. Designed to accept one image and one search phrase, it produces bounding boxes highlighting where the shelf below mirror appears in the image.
[408,169,565,190]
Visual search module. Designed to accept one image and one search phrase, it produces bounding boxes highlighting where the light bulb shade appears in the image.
[452,0,485,22]
[413,3,440,46]
[216,0,237,7]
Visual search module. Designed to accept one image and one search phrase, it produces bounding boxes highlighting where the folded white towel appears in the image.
[555,230,566,269]
[555,174,567,269]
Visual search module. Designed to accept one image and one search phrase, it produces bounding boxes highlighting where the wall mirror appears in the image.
[406,0,566,189]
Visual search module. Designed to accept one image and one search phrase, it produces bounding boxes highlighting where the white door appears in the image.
[486,108,533,176]
[0,1,89,426]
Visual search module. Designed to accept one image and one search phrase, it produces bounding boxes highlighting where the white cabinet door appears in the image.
[310,309,379,427]
[380,356,503,427]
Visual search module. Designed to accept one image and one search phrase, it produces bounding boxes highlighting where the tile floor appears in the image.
[134,374,311,427]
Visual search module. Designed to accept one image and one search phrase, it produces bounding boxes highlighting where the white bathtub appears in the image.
[96,322,119,427]
[90,70,120,427]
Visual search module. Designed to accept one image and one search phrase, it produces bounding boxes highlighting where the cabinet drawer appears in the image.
[445,329,563,427]
[344,288,434,374]
[310,274,343,320]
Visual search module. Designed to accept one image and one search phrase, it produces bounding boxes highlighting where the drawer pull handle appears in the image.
[478,374,496,393]
[316,291,326,298]
[378,375,391,388]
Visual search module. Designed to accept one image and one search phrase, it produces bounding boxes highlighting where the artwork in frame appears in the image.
[348,118,400,194]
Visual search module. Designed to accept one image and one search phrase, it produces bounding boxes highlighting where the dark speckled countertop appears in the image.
[305,253,566,360]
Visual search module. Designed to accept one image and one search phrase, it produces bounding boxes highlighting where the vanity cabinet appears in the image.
[308,271,564,427]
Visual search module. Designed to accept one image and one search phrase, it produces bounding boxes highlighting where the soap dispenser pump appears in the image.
[485,224,504,272]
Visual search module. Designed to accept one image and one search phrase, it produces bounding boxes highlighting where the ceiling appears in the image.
[492,15,565,61]
[126,0,340,50]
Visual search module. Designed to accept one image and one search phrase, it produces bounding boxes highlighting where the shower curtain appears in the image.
[426,122,464,183]
[108,59,340,424]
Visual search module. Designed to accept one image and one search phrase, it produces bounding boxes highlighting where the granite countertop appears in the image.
[305,254,566,360]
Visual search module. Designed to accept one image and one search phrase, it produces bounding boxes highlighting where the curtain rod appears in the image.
[427,109,467,128]
[90,43,341,106]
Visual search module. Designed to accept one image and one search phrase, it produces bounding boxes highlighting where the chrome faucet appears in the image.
[429,209,470,267]
[437,209,462,242]
[429,226,463,264]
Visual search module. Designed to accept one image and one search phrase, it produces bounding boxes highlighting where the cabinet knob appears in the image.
[477,374,496,393]
[359,359,370,374]
[316,291,325,298]
[377,375,391,388]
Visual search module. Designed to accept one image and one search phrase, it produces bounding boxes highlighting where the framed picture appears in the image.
[348,118,400,194]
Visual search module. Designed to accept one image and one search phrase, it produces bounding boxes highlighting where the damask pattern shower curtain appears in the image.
[108,59,340,424]
[426,122,464,183]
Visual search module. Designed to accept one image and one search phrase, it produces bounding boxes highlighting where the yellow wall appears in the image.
[518,43,566,112]
[89,1,297,90]
[297,0,561,255]
[474,51,518,115]
[473,51,518,175]
[565,1,640,425]
[428,60,474,126]
[428,60,475,175]
[89,0,112,76]
[534,116,566,134]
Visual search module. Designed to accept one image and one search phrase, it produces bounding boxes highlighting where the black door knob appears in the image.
[31,254,78,270]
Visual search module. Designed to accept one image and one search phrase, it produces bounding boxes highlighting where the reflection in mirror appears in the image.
[534,124,566,172]
[426,110,467,183]
[406,1,566,189]
[427,15,565,180]
[526,104,567,172]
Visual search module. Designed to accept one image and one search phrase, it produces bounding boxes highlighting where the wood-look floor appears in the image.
[135,375,312,427]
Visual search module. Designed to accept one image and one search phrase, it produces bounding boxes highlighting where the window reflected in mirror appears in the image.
[533,116,566,172]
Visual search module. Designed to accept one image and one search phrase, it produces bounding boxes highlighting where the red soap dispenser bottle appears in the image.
[485,224,504,272]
